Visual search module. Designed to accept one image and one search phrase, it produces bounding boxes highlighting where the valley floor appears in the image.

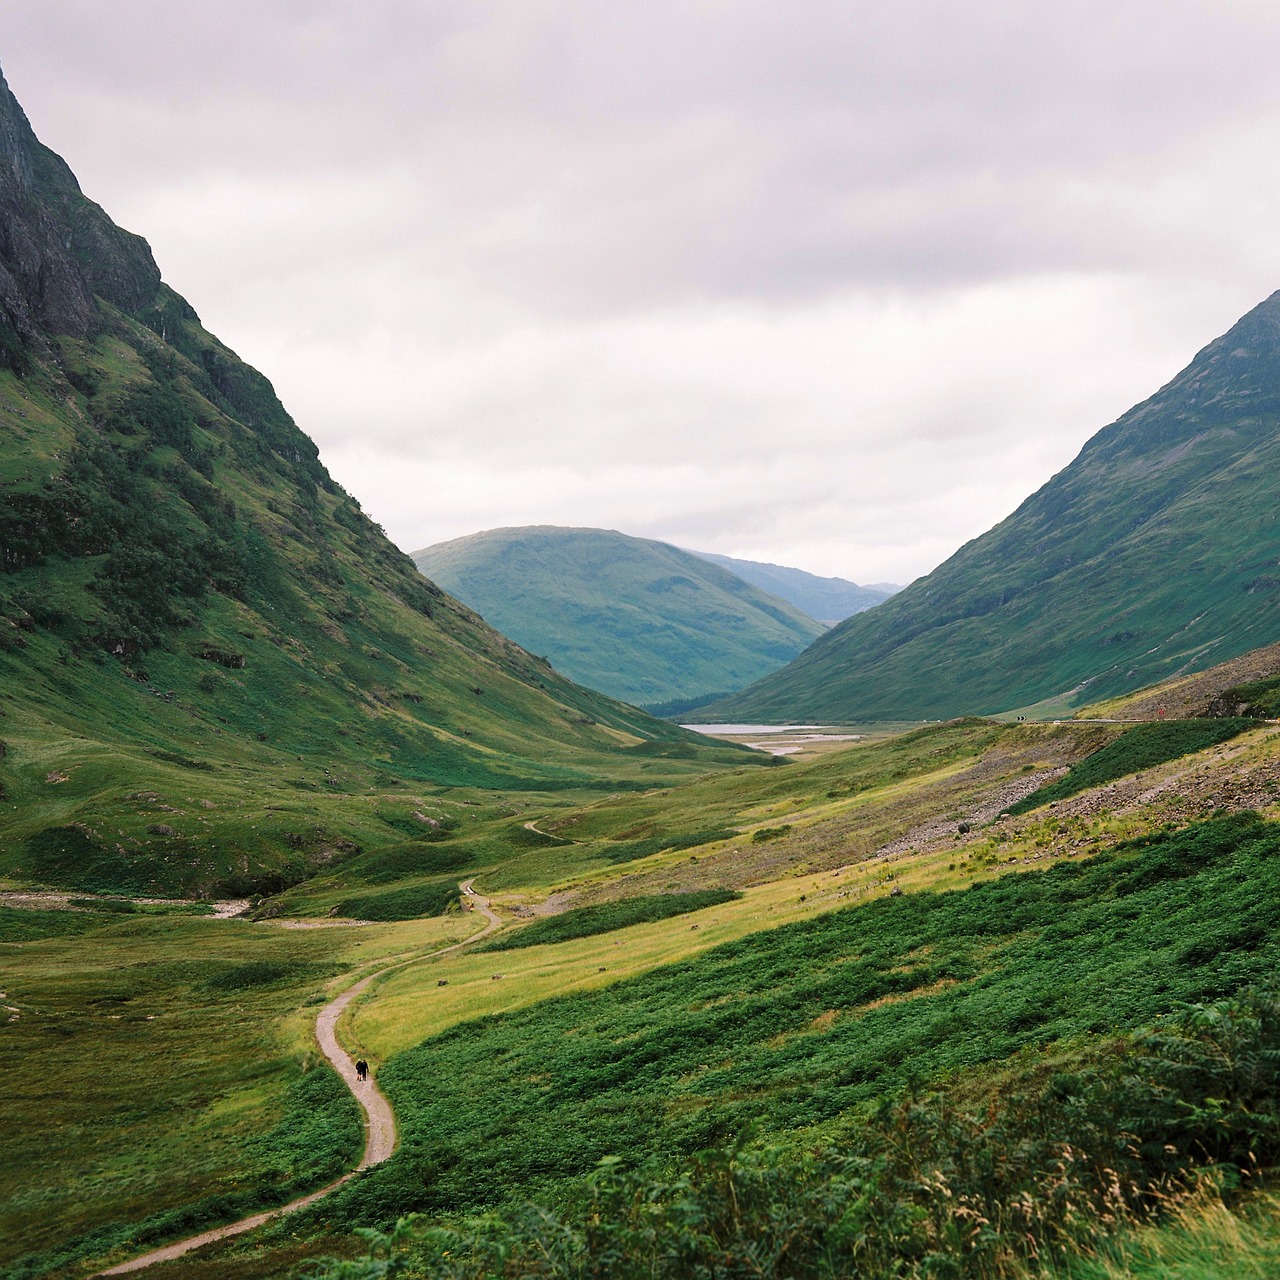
[7,712,1280,1278]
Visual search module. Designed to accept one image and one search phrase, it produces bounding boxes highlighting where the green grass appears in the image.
[0,912,369,1275]
[3,1066,359,1280]
[309,811,1280,1230]
[1007,718,1254,814]
[335,878,461,921]
[1061,1193,1280,1280]
[479,889,741,952]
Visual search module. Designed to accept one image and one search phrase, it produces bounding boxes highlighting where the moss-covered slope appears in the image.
[0,65,735,895]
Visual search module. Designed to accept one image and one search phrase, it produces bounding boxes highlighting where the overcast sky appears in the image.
[4,2,1280,583]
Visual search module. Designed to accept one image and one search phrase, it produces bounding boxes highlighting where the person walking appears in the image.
[355,1058,368,1082]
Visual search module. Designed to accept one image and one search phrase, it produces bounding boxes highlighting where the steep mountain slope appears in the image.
[710,292,1280,722]
[412,526,826,705]
[687,550,896,623]
[0,66,726,896]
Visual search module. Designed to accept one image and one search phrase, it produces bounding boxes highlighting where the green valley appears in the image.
[6,46,1280,1280]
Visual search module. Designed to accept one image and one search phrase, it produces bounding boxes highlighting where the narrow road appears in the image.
[98,880,500,1275]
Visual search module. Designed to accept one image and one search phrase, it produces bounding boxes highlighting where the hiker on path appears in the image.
[355,1058,368,1081]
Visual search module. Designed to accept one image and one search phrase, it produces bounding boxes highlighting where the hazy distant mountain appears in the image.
[688,551,897,623]
[708,290,1280,722]
[413,527,825,706]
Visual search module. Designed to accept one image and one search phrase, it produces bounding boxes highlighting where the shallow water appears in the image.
[682,723,825,734]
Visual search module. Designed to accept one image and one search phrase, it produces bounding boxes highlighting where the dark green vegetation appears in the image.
[1214,673,1280,718]
[479,889,740,952]
[711,291,1280,722]
[335,878,461,921]
[1007,717,1254,814]
[0,912,363,1278]
[690,548,895,623]
[316,985,1280,1279]
[412,526,825,705]
[0,68,748,898]
[309,811,1280,1239]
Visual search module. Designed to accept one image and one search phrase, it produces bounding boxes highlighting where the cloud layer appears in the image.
[5,2,1280,580]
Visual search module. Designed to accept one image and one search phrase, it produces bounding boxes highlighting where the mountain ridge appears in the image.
[685,549,895,623]
[707,290,1280,721]
[413,525,826,706]
[0,65,732,897]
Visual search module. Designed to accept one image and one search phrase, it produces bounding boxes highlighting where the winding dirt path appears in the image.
[97,881,500,1275]
[522,818,576,844]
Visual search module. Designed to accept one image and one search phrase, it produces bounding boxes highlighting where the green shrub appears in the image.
[752,824,792,842]
[354,844,475,887]
[203,961,307,991]
[310,985,1280,1280]
[335,879,461,921]
[1008,719,1253,814]
[479,889,740,953]
[1214,676,1280,719]
[600,828,739,864]
[316,812,1280,1236]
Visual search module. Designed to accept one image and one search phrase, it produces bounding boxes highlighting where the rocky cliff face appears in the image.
[0,66,160,344]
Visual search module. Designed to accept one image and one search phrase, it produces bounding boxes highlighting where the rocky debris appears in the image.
[146,823,178,837]
[870,766,1066,863]
[1111,639,1280,721]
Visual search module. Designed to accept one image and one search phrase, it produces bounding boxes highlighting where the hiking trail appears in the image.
[97,880,500,1275]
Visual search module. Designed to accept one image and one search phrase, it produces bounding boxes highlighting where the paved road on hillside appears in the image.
[98,880,501,1276]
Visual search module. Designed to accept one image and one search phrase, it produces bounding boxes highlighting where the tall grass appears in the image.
[308,985,1280,1279]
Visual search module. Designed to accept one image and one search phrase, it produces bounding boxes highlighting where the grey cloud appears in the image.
[3,3,1279,582]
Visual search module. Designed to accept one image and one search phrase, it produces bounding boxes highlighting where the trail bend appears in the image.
[98,880,500,1275]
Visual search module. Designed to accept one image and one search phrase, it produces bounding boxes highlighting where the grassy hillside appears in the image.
[689,549,895,622]
[0,69,745,897]
[311,810,1280,1276]
[709,291,1280,722]
[412,526,825,706]
[12,49,1280,1280]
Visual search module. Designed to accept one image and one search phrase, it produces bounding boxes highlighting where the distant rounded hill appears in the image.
[687,551,896,625]
[413,527,829,707]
